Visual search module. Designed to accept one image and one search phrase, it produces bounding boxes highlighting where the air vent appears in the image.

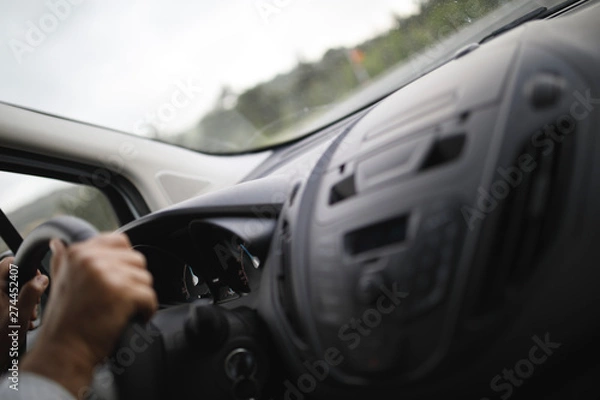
[353,132,464,197]
[472,122,576,316]
[419,134,466,171]
[329,175,356,205]
[345,214,409,255]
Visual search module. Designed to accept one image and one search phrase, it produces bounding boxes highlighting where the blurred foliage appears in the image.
[176,0,511,153]
[57,186,120,231]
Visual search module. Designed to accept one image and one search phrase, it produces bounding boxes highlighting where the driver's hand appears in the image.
[0,257,48,371]
[21,233,158,399]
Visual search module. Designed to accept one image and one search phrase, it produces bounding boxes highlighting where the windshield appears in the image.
[0,0,566,154]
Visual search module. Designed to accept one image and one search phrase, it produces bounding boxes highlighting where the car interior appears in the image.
[1,0,600,399]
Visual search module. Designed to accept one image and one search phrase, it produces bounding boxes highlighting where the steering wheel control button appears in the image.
[225,348,258,381]
[224,348,260,400]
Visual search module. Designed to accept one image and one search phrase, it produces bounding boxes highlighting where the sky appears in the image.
[0,0,419,136]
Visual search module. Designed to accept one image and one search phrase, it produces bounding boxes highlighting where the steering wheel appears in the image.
[14,216,272,400]
[12,216,97,355]
[15,215,98,289]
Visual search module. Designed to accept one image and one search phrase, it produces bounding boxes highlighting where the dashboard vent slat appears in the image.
[419,134,466,172]
[472,121,576,316]
[329,175,357,205]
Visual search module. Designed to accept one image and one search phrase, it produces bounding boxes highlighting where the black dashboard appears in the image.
[107,2,600,399]
[121,176,287,310]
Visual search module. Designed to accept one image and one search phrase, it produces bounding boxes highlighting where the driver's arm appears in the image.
[0,233,157,399]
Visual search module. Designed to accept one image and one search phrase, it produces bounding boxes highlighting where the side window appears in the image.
[0,171,119,253]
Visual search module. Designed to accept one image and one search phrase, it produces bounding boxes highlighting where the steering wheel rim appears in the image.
[14,215,99,289]
[12,216,162,399]
[12,216,98,355]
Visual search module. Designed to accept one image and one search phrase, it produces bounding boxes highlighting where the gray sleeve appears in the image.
[0,372,75,400]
